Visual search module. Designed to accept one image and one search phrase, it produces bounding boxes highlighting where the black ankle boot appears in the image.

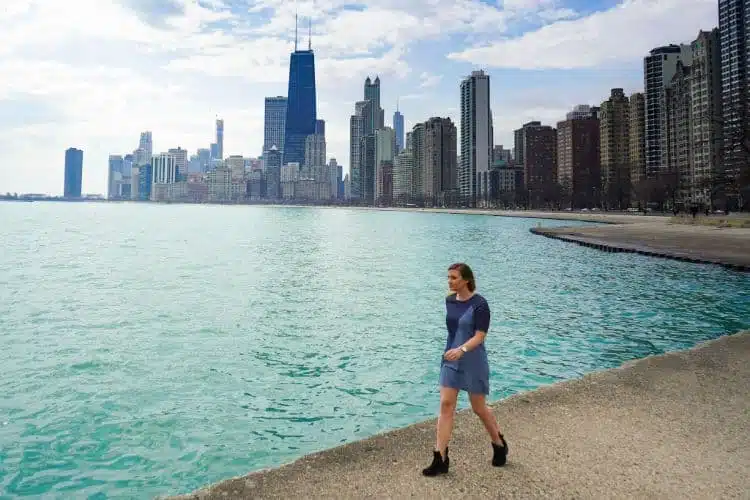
[492,433,508,467]
[422,448,449,476]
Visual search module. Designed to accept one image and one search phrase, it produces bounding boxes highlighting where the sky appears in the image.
[0,0,720,195]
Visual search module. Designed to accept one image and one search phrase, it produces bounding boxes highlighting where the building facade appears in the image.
[599,88,631,209]
[644,44,693,176]
[718,0,749,208]
[557,117,601,209]
[423,117,458,205]
[283,45,317,168]
[64,147,83,198]
[629,93,647,194]
[459,70,492,205]
[263,96,287,154]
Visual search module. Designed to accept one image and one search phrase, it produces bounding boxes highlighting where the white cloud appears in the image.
[0,0,638,195]
[419,72,443,89]
[447,0,718,69]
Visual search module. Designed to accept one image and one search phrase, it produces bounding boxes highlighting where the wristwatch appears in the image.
[460,345,468,353]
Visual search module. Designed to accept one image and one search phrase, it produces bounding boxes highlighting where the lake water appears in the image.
[1,202,748,499]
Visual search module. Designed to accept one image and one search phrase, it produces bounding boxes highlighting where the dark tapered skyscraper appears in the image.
[64,147,83,198]
[283,16,317,168]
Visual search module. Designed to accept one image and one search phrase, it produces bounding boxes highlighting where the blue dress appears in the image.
[439,293,491,395]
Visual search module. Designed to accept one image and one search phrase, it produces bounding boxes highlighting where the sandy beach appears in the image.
[166,330,750,500]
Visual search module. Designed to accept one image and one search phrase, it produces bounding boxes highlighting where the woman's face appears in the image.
[448,269,465,292]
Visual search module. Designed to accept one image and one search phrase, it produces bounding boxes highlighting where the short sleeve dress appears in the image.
[439,293,492,395]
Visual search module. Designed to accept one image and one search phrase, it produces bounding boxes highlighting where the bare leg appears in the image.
[435,386,459,458]
[469,393,503,444]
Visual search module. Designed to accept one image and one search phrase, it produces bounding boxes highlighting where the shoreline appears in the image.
[166,330,750,499]
[531,222,750,271]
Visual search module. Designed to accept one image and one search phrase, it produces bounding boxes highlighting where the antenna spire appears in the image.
[308,17,311,50]
[294,11,298,51]
[397,96,399,111]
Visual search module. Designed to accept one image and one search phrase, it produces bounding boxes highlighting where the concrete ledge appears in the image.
[165,331,750,500]
[529,223,750,272]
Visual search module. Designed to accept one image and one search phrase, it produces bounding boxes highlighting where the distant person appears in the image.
[422,263,508,476]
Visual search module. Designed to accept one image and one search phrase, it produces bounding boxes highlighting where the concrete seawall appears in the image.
[165,331,750,500]
[530,223,750,272]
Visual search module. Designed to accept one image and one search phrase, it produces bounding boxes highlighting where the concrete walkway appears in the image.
[167,331,750,500]
[532,222,750,270]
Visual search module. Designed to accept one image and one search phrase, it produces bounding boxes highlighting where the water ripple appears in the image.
[0,202,748,499]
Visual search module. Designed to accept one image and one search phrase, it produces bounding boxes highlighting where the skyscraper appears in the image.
[394,102,404,153]
[375,127,396,202]
[719,0,749,209]
[459,70,492,205]
[423,117,458,205]
[643,44,693,176]
[64,147,83,198]
[629,94,646,190]
[557,117,600,209]
[264,96,287,154]
[283,16,317,168]
[599,88,631,209]
[215,119,224,160]
[364,76,384,130]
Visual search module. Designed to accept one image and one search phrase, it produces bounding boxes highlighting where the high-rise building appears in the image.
[600,88,631,209]
[215,119,224,161]
[359,134,377,204]
[520,123,557,206]
[138,131,153,159]
[375,127,396,202]
[666,61,692,203]
[263,96,287,154]
[283,16,317,168]
[557,117,601,208]
[393,149,414,204]
[514,121,541,167]
[305,133,326,168]
[459,70,493,205]
[689,28,723,205]
[349,99,373,201]
[644,44,693,176]
[168,147,188,181]
[364,76,384,130]
[629,93,646,191]
[394,105,404,153]
[719,0,749,209]
[410,123,425,202]
[197,148,211,173]
[423,117,458,205]
[492,145,512,164]
[152,153,177,185]
[64,147,83,198]
[108,154,124,199]
[567,104,600,120]
[226,155,246,180]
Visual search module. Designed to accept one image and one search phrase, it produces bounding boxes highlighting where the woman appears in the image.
[422,262,508,476]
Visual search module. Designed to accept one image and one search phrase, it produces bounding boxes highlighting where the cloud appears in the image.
[447,0,718,69]
[1,0,666,196]
[419,72,443,89]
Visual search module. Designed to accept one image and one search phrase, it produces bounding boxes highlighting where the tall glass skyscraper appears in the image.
[393,107,404,153]
[719,0,749,209]
[283,21,317,168]
[64,147,83,198]
[264,96,287,154]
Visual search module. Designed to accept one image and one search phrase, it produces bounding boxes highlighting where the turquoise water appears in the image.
[0,202,748,499]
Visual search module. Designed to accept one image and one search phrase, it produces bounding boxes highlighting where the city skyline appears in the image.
[0,0,720,195]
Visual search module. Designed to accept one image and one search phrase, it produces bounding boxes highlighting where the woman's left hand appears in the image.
[443,348,464,361]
